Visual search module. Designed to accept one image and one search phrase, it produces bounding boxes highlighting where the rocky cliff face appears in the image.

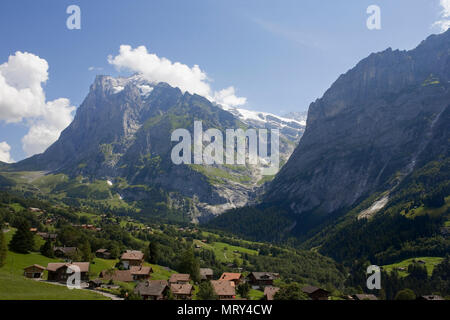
[265,31,450,224]
[12,74,304,222]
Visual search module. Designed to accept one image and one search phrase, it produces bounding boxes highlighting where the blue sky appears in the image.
[0,0,447,162]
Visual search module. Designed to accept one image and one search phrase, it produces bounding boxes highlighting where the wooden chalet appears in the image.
[23,264,45,279]
[247,272,279,287]
[302,285,330,300]
[219,273,244,286]
[130,266,153,281]
[135,280,169,300]
[46,262,90,282]
[120,250,144,269]
[169,273,191,285]
[200,268,213,281]
[170,283,194,300]
[211,280,236,300]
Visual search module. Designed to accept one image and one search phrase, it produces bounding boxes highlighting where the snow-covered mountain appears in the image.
[221,106,306,142]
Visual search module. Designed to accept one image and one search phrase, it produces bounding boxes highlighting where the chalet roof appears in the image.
[135,280,168,296]
[24,264,46,271]
[120,250,144,261]
[219,273,243,281]
[100,269,134,282]
[211,280,236,297]
[302,285,329,295]
[96,248,109,253]
[249,272,279,280]
[264,286,280,300]
[170,283,193,295]
[353,294,378,301]
[46,262,90,273]
[130,266,153,275]
[200,268,213,279]
[37,232,57,239]
[53,246,78,255]
[169,273,190,283]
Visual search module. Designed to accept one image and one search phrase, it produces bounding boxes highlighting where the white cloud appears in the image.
[108,45,246,108]
[0,51,75,157]
[22,98,75,156]
[434,0,450,32]
[0,141,14,163]
[213,87,247,108]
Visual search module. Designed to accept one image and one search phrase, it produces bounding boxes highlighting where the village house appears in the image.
[219,273,244,286]
[200,268,213,281]
[130,266,153,281]
[247,272,280,287]
[135,280,169,300]
[169,273,191,285]
[170,283,194,300]
[37,232,57,241]
[28,207,43,213]
[264,286,280,301]
[99,269,134,283]
[23,264,45,279]
[211,280,236,300]
[46,262,90,282]
[302,285,330,300]
[53,246,79,259]
[352,294,378,301]
[95,248,111,259]
[120,250,144,269]
[29,228,37,233]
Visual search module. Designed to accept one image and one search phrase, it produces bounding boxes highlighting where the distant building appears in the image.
[95,248,111,259]
[352,294,378,301]
[135,280,169,300]
[219,273,244,286]
[302,286,330,300]
[170,283,194,300]
[37,232,57,241]
[130,266,153,281]
[247,272,280,287]
[46,262,90,282]
[120,250,144,269]
[211,280,236,300]
[23,264,45,279]
[264,286,280,301]
[199,268,213,281]
[169,273,191,285]
[53,246,79,258]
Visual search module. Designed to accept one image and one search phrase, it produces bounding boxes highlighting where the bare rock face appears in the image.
[265,30,450,221]
[13,74,304,222]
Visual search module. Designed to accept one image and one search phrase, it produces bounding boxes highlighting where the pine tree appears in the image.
[178,248,200,283]
[8,219,34,254]
[197,281,217,300]
[40,239,54,258]
[80,240,92,262]
[147,242,159,264]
